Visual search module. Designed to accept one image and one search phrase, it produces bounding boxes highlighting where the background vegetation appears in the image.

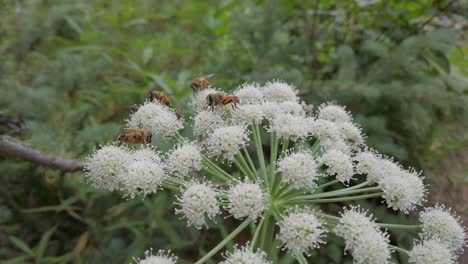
[0,0,466,263]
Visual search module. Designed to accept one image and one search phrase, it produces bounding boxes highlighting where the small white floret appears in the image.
[334,206,392,264]
[234,83,264,104]
[232,104,264,125]
[378,169,426,214]
[226,180,266,220]
[261,80,299,102]
[409,239,455,264]
[193,110,227,137]
[176,181,220,229]
[85,145,130,191]
[319,149,354,184]
[317,102,352,123]
[277,208,327,256]
[133,249,177,264]
[165,143,202,178]
[277,151,319,190]
[220,243,271,264]
[419,205,466,255]
[268,114,309,141]
[127,102,183,137]
[206,125,249,161]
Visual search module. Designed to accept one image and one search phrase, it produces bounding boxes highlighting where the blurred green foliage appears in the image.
[0,0,466,263]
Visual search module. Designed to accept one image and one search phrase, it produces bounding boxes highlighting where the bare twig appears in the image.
[0,135,84,172]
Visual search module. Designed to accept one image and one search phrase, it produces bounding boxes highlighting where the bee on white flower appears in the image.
[188,87,219,113]
[127,102,183,137]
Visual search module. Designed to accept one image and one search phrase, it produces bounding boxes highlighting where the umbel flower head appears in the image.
[206,125,249,161]
[226,179,267,220]
[277,207,327,256]
[133,249,177,264]
[127,102,183,137]
[419,205,466,255]
[165,143,202,178]
[84,79,465,263]
[176,181,220,229]
[334,206,392,264]
[277,151,319,190]
[85,144,130,191]
[408,239,455,264]
[220,243,271,264]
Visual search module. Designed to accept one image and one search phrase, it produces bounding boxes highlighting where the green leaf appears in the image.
[142,47,153,65]
[35,226,57,262]
[9,236,34,256]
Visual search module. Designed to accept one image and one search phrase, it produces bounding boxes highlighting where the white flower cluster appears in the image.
[220,243,271,264]
[334,207,392,264]
[277,151,319,190]
[409,239,455,264]
[419,205,465,255]
[193,110,227,136]
[226,180,267,220]
[127,102,183,137]
[268,114,309,141]
[277,208,327,256]
[85,145,165,199]
[206,125,249,161]
[133,249,177,264]
[176,181,220,229]
[165,143,202,178]
[319,149,354,184]
[354,150,427,213]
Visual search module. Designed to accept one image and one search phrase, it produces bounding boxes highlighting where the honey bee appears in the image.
[146,90,172,107]
[117,129,152,144]
[206,92,240,111]
[191,76,210,92]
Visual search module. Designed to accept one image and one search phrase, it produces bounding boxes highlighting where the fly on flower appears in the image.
[146,90,172,107]
[191,76,210,92]
[117,129,152,144]
[206,92,240,111]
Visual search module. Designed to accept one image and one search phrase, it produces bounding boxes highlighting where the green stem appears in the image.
[242,147,257,176]
[237,153,257,180]
[203,165,230,182]
[202,156,234,181]
[310,138,321,154]
[389,245,409,255]
[233,156,257,183]
[252,123,268,185]
[314,179,340,191]
[161,183,180,192]
[269,132,279,185]
[379,223,421,230]
[297,254,308,264]
[286,192,384,204]
[194,218,251,264]
[250,216,266,250]
[295,187,381,200]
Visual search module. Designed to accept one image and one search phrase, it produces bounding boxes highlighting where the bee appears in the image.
[117,129,152,144]
[191,76,210,92]
[146,90,172,107]
[206,92,240,111]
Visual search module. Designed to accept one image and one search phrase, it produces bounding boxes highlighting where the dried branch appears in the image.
[0,135,84,172]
